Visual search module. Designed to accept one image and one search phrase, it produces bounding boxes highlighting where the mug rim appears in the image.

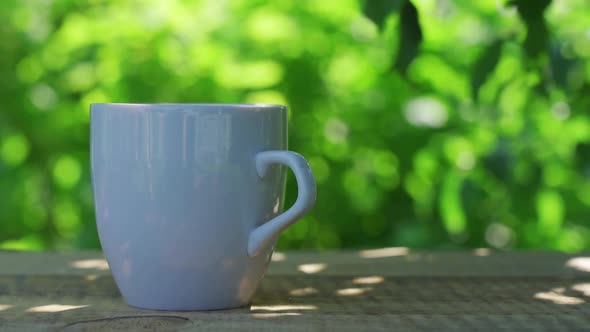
[91,103,286,110]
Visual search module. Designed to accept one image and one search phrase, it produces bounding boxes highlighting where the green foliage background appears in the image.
[1,0,590,251]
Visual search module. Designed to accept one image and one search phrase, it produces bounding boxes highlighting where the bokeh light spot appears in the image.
[246,10,298,43]
[404,97,448,128]
[326,53,374,88]
[54,200,81,238]
[1,134,30,167]
[551,101,571,120]
[349,17,378,42]
[245,90,287,106]
[557,227,587,252]
[81,89,109,112]
[30,84,57,111]
[214,60,283,89]
[456,151,476,170]
[324,118,349,144]
[16,56,43,83]
[65,63,96,92]
[53,155,82,189]
[485,223,514,249]
[536,190,564,234]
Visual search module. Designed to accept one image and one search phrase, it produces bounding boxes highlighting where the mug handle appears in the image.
[247,151,317,257]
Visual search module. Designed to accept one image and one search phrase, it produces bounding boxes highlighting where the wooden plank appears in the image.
[1,250,590,331]
[1,249,590,277]
[2,274,590,331]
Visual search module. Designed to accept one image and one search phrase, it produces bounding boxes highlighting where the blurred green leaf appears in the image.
[0,133,30,166]
[509,0,551,59]
[394,0,422,75]
[549,43,578,90]
[362,0,401,31]
[440,173,466,236]
[53,155,81,189]
[470,39,503,101]
[536,190,564,235]
[1,234,44,251]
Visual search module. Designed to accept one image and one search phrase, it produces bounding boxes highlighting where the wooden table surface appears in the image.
[2,248,590,331]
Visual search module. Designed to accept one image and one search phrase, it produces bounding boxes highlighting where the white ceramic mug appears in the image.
[90,103,316,310]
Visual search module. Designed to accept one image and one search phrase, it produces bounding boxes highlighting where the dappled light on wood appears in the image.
[566,257,590,272]
[572,283,590,296]
[298,263,327,274]
[271,252,286,262]
[473,248,492,256]
[251,313,302,318]
[359,247,409,258]
[26,304,89,313]
[352,276,384,285]
[289,287,319,296]
[251,305,317,311]
[70,259,109,270]
[534,288,585,305]
[6,251,590,330]
[336,287,372,296]
[84,274,98,281]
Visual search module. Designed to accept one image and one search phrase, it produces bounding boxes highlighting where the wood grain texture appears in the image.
[1,250,590,331]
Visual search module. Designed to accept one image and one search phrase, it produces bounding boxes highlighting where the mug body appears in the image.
[90,103,287,310]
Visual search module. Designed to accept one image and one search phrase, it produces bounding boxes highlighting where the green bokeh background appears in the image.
[1,0,589,251]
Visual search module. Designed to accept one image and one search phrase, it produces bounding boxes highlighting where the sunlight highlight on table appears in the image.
[298,263,327,274]
[70,259,110,270]
[359,247,409,258]
[26,304,89,313]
